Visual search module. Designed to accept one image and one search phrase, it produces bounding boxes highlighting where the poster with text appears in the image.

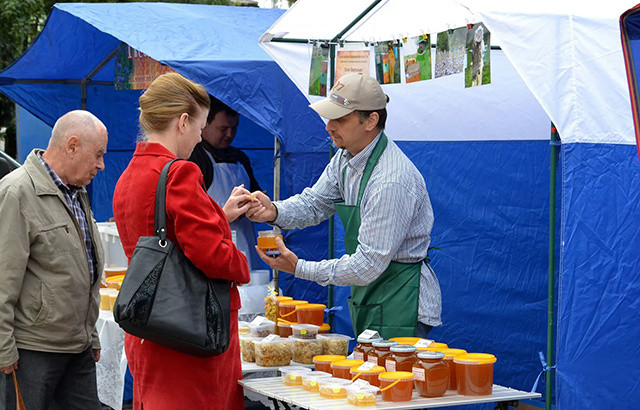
[114,43,175,90]
[309,43,329,96]
[465,23,491,88]
[434,28,466,78]
[335,50,371,81]
[375,41,401,84]
[404,34,432,83]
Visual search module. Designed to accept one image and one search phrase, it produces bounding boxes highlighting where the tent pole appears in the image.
[81,46,119,109]
[546,123,559,410]
[330,0,384,42]
[327,43,337,328]
[273,135,282,295]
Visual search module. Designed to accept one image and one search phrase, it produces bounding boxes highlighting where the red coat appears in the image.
[113,142,250,410]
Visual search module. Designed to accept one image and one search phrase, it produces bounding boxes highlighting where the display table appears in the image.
[240,377,541,410]
[95,310,127,410]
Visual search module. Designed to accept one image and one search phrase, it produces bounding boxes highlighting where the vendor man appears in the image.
[248,73,442,338]
[189,95,262,269]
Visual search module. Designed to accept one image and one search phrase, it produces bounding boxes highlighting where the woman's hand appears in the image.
[223,185,252,222]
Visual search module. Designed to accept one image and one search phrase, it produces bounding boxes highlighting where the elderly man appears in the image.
[248,73,442,339]
[0,110,108,409]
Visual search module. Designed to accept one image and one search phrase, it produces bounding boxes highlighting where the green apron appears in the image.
[335,133,421,339]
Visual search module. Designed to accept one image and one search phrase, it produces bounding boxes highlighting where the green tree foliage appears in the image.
[0,0,232,158]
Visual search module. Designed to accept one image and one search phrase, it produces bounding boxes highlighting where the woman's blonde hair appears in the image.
[138,72,210,135]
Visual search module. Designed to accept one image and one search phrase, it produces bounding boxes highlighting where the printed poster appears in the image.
[404,34,432,83]
[434,28,467,78]
[465,23,491,88]
[114,43,175,90]
[335,50,370,82]
[309,43,329,96]
[375,41,401,84]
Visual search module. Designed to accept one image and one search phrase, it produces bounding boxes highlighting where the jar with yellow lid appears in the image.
[278,300,308,319]
[368,340,398,367]
[296,303,326,326]
[386,344,418,372]
[331,359,365,380]
[349,364,386,387]
[417,342,449,351]
[378,371,415,402]
[353,337,383,361]
[313,354,346,373]
[389,336,421,345]
[439,348,467,390]
[454,353,497,396]
[412,351,449,397]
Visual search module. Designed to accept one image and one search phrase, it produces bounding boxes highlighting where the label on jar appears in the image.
[413,367,426,381]
[358,329,381,340]
[385,359,396,372]
[414,339,434,348]
[357,362,376,371]
[354,351,364,361]
[367,356,378,365]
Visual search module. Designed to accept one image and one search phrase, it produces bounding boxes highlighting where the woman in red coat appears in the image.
[113,73,252,409]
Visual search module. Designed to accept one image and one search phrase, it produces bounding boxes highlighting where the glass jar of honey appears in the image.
[353,337,383,361]
[439,348,467,390]
[412,351,449,397]
[257,229,283,255]
[386,344,418,372]
[368,340,398,366]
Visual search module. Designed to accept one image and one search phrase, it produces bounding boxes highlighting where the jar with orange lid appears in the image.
[386,344,418,372]
[368,340,398,366]
[278,300,308,319]
[276,319,294,337]
[349,363,386,387]
[378,371,415,402]
[412,351,449,397]
[439,348,467,390]
[331,359,364,380]
[296,303,326,326]
[313,354,346,373]
[353,337,383,361]
[319,323,331,333]
[454,353,497,396]
[417,342,449,351]
[389,336,421,346]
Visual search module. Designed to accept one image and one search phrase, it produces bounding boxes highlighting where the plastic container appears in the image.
[319,323,331,333]
[417,342,449,351]
[253,337,293,367]
[290,337,323,364]
[257,229,283,256]
[278,300,309,320]
[318,333,352,356]
[239,335,258,362]
[317,377,352,399]
[248,319,275,337]
[296,303,326,326]
[248,269,270,286]
[350,364,386,387]
[439,348,467,390]
[346,383,379,406]
[331,359,365,380]
[313,355,346,373]
[238,321,250,335]
[301,371,333,392]
[353,337,384,361]
[104,266,127,278]
[413,351,449,397]
[379,371,415,402]
[386,344,418,372]
[368,340,398,366]
[279,366,312,386]
[389,337,422,346]
[454,353,497,396]
[291,323,320,339]
[97,222,128,268]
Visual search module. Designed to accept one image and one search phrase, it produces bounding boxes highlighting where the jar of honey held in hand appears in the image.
[412,351,449,397]
[386,344,418,372]
[257,229,283,255]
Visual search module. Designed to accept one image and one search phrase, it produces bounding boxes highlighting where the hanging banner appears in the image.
[404,34,432,83]
[309,43,329,96]
[465,23,491,88]
[114,43,175,90]
[375,41,401,84]
[335,49,370,82]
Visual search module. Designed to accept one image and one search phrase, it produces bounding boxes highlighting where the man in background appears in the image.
[190,95,262,269]
[0,110,107,409]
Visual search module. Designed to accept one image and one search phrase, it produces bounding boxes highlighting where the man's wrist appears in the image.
[269,202,279,223]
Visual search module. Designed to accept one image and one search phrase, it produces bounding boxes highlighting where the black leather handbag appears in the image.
[113,159,231,357]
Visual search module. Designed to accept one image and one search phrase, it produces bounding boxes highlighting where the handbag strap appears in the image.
[154,159,180,242]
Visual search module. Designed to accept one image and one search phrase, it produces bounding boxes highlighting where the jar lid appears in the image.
[350,365,385,374]
[280,300,309,307]
[356,337,384,343]
[313,354,346,363]
[318,333,353,341]
[378,371,415,381]
[390,344,417,353]
[417,351,445,360]
[372,340,398,348]
[264,295,293,302]
[388,337,421,345]
[417,342,449,351]
[319,323,331,331]
[440,348,467,359]
[279,365,312,374]
[331,359,365,369]
[297,303,326,311]
[453,353,497,365]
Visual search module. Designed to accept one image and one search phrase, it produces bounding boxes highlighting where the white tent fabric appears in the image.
[260,0,636,144]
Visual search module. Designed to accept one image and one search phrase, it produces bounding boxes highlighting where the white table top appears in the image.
[240,377,541,409]
[242,360,314,374]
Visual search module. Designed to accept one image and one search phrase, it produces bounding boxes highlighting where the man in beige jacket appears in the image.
[0,110,108,409]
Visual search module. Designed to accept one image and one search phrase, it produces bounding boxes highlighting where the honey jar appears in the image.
[454,353,497,396]
[313,354,346,373]
[349,364,386,387]
[331,359,365,380]
[386,344,418,372]
[295,303,326,326]
[278,300,308,320]
[439,348,467,390]
[368,340,398,366]
[412,351,449,397]
[353,337,383,361]
[378,371,415,402]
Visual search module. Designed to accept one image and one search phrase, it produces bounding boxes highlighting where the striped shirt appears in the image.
[38,152,97,284]
[274,133,442,326]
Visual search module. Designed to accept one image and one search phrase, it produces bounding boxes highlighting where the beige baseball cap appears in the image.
[309,73,388,120]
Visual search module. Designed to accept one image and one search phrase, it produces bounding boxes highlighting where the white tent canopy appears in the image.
[260,0,636,144]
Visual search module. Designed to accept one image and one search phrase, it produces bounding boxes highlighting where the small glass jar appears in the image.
[368,340,398,367]
[412,351,449,397]
[386,344,418,372]
[353,337,383,361]
[257,229,283,255]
